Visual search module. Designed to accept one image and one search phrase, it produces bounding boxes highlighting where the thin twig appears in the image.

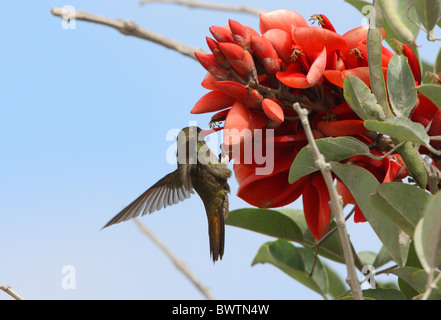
[140,0,264,16]
[421,270,441,300]
[0,285,24,300]
[310,207,358,276]
[50,7,206,60]
[293,102,363,300]
[133,218,215,300]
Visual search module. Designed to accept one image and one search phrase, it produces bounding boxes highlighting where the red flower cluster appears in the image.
[191,9,437,240]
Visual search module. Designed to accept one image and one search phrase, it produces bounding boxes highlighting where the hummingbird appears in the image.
[103,126,231,262]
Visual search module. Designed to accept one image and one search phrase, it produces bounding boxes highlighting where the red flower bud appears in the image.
[209,25,233,43]
[228,19,259,52]
[194,52,231,81]
[251,36,281,75]
[206,37,231,69]
[262,98,284,122]
[218,42,257,78]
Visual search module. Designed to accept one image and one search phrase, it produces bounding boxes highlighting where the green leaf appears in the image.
[387,55,417,119]
[252,240,328,298]
[396,0,421,40]
[225,208,304,243]
[324,264,348,298]
[378,0,416,46]
[436,48,441,75]
[369,1,394,118]
[391,266,431,293]
[364,118,431,147]
[331,163,409,266]
[373,246,394,268]
[394,139,428,189]
[362,288,405,300]
[414,190,441,274]
[288,137,370,184]
[358,251,378,266]
[226,208,347,265]
[343,76,386,120]
[344,0,371,12]
[414,0,441,32]
[398,241,423,299]
[417,84,441,110]
[368,182,431,237]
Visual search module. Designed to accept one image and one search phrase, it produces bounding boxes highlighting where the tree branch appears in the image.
[0,285,24,300]
[139,0,264,16]
[133,218,215,300]
[50,7,206,60]
[293,102,364,301]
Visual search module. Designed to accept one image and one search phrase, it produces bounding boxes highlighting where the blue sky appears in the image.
[1,0,439,300]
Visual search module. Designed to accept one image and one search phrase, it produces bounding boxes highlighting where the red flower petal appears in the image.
[276,63,310,88]
[191,90,236,114]
[259,9,309,35]
[213,81,248,100]
[302,173,332,239]
[354,206,367,223]
[317,14,336,33]
[262,29,293,65]
[292,26,348,54]
[323,67,387,88]
[402,44,422,84]
[276,47,327,88]
[262,98,284,122]
[223,101,253,146]
[317,119,368,137]
[306,47,327,86]
[234,144,307,208]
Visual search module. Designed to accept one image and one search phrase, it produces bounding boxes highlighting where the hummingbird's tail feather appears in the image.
[208,211,225,262]
[207,194,229,262]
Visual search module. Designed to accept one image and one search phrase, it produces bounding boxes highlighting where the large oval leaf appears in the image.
[331,162,409,266]
[387,55,417,119]
[289,137,370,184]
[414,190,441,274]
[414,0,441,32]
[252,240,328,298]
[368,182,431,237]
[364,118,440,155]
[417,84,441,110]
[225,208,304,242]
[343,75,386,120]
[226,208,347,265]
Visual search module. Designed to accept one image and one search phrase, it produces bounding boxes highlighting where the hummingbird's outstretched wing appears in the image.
[102,169,193,229]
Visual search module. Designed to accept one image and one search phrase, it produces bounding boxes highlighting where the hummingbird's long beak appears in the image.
[200,127,223,139]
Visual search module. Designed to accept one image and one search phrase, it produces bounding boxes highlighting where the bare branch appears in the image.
[293,102,364,301]
[0,285,24,300]
[133,218,215,300]
[50,7,206,60]
[140,0,264,16]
